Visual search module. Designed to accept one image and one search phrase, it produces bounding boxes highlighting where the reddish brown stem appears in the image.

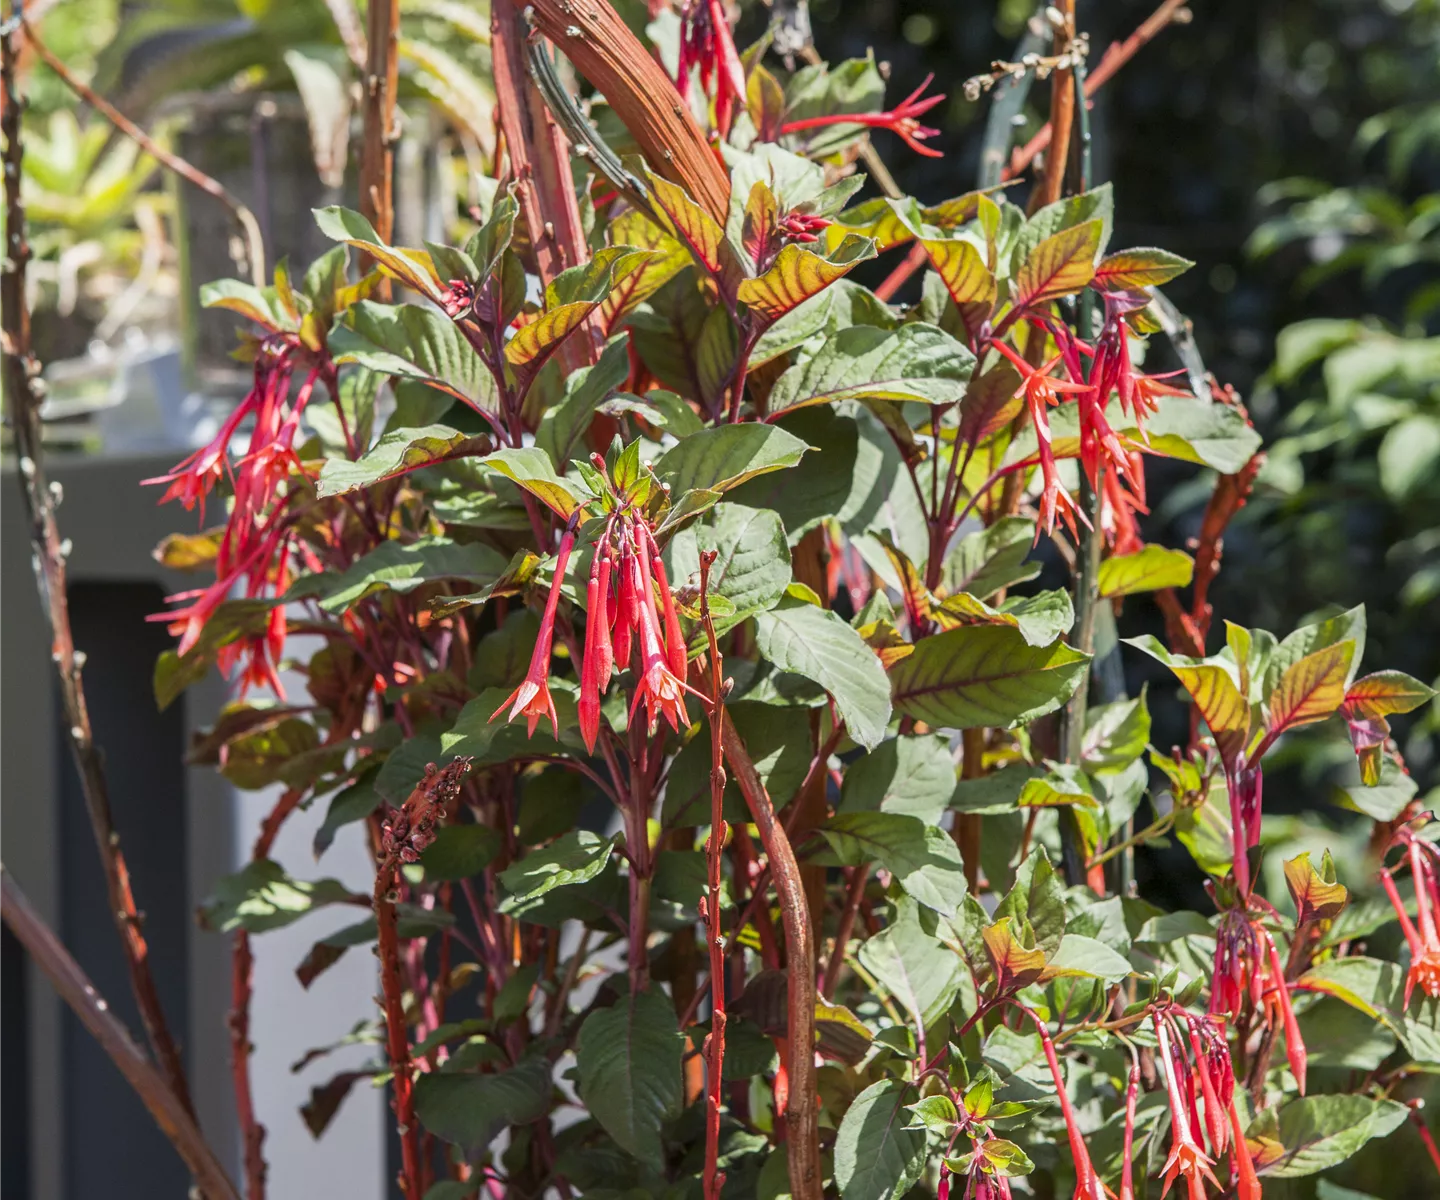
[1,869,240,1200]
[375,852,423,1195]
[524,0,729,223]
[1031,1,1078,211]
[491,0,591,297]
[698,550,728,1200]
[359,0,400,289]
[721,714,820,1200]
[1413,1109,1440,1178]
[3,13,198,1131]
[1004,0,1193,181]
[822,863,870,999]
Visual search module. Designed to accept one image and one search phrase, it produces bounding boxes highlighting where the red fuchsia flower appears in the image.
[991,340,1091,539]
[1119,1048,1141,1200]
[491,519,578,737]
[780,74,947,158]
[1184,1014,1234,1156]
[578,548,614,754]
[677,0,747,138]
[629,539,692,735]
[1032,1018,1107,1200]
[142,396,252,521]
[1381,835,1440,1005]
[439,278,475,319]
[1262,932,1307,1094]
[1154,1014,1221,1200]
[777,211,833,245]
[1225,1095,1262,1200]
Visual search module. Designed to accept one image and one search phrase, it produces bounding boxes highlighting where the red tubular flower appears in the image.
[629,546,692,735]
[578,550,610,754]
[1035,1020,1107,1200]
[1263,933,1306,1094]
[678,0,746,138]
[1226,1095,1262,1200]
[491,524,577,737]
[142,394,253,520]
[780,74,947,158]
[1155,1015,1221,1200]
[611,540,636,672]
[1184,1015,1230,1156]
[644,530,688,680]
[1388,839,1440,1004]
[777,211,833,245]
[992,340,1091,539]
[1119,1050,1141,1200]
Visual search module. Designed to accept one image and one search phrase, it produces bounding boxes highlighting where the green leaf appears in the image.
[1082,691,1152,773]
[1266,640,1355,733]
[890,625,1089,730]
[199,860,355,934]
[413,1057,552,1150]
[1266,606,1366,697]
[1096,546,1195,597]
[922,234,996,306]
[737,234,876,324]
[837,734,956,823]
[665,502,792,636]
[1345,670,1436,718]
[477,447,594,518]
[1124,635,1249,756]
[994,847,1066,956]
[313,205,444,302]
[753,596,893,749]
[767,323,974,415]
[1041,935,1132,983]
[331,302,497,415]
[200,278,298,332]
[418,824,502,881]
[317,424,480,497]
[938,517,1041,601]
[1136,395,1264,474]
[1009,219,1102,311]
[498,831,616,913]
[1092,248,1194,290]
[833,1079,926,1200]
[905,1094,959,1134]
[1247,1095,1408,1178]
[729,406,867,544]
[575,988,685,1171]
[291,537,509,613]
[536,338,631,469]
[859,898,963,1029]
[314,772,381,858]
[654,423,809,495]
[934,589,1075,648]
[1378,413,1440,500]
[819,812,967,915]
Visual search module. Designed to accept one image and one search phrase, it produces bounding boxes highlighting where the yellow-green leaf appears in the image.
[736,234,875,323]
[1096,546,1195,597]
[1093,247,1194,291]
[1267,640,1355,733]
[313,206,445,304]
[1010,218,1102,311]
[922,237,995,306]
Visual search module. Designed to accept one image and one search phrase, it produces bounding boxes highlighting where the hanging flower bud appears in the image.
[491,522,577,737]
[644,528,688,680]
[579,548,611,754]
[1154,1014,1221,1200]
[1260,932,1306,1095]
[611,538,636,672]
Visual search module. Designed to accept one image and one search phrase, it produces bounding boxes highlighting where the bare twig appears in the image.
[1,869,241,1200]
[721,715,820,1200]
[1031,1,1077,211]
[2,9,199,1130]
[20,17,264,287]
[1004,0,1192,181]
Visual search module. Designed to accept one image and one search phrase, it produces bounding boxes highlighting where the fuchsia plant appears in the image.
[146,0,1440,1191]
[12,1,1438,1199]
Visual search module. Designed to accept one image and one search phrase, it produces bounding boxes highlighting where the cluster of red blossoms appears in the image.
[675,0,747,137]
[996,307,1187,544]
[144,337,321,694]
[1380,826,1440,1004]
[1209,899,1307,1091]
[492,458,698,751]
